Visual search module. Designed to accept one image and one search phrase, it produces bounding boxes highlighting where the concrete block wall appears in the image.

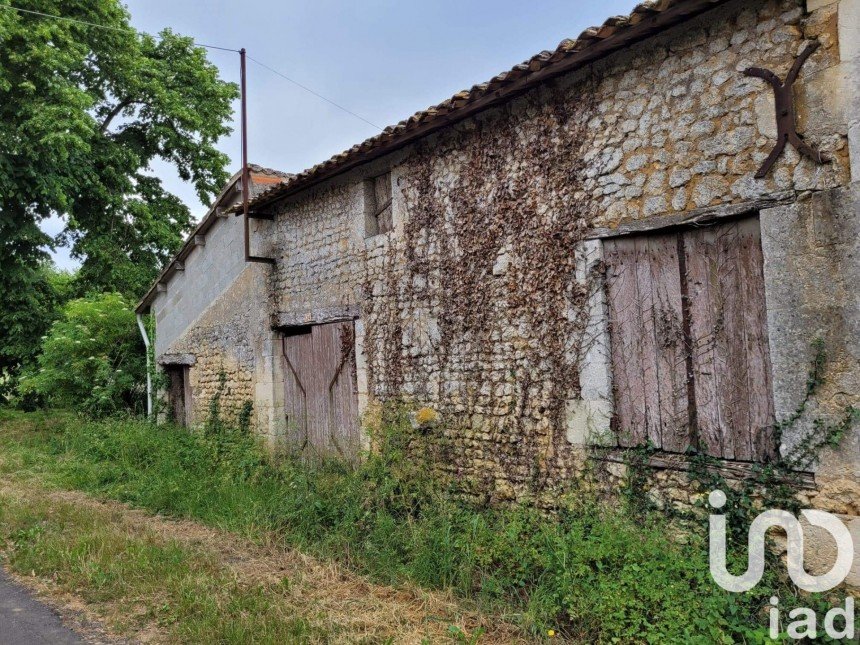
[152,210,248,359]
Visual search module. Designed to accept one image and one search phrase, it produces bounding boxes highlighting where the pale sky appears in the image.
[45,0,639,269]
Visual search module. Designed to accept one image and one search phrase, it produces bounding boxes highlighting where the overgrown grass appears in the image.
[0,408,782,642]
[0,487,325,642]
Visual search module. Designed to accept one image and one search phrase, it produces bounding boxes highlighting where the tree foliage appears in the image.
[0,263,74,394]
[19,292,145,415]
[0,0,237,375]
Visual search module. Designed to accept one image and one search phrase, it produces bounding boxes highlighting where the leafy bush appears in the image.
[0,263,76,402]
[18,293,145,415]
[0,408,803,642]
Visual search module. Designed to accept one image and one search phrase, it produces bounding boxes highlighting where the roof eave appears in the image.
[135,171,254,314]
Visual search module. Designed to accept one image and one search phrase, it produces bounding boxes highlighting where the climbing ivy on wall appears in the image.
[620,337,858,526]
[362,79,605,495]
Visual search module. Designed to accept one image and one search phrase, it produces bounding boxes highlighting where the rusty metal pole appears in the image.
[239,49,275,265]
[240,47,251,261]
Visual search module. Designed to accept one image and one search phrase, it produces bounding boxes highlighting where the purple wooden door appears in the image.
[282,321,360,460]
[605,217,775,461]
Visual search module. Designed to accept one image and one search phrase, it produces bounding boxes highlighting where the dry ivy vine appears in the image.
[362,78,608,497]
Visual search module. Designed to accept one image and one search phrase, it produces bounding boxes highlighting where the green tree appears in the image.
[0,262,75,398]
[20,292,145,415]
[0,1,237,375]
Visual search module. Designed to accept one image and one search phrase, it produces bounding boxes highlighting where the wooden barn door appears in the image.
[683,219,775,461]
[604,233,690,453]
[605,216,775,461]
[164,365,191,427]
[282,321,360,460]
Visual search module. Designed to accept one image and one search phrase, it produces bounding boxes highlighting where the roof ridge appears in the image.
[248,164,295,179]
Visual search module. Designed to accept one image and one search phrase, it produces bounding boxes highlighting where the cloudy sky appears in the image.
[46,0,638,269]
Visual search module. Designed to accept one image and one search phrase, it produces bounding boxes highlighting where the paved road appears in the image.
[0,567,83,644]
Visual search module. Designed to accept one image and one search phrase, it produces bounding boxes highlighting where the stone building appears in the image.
[137,0,859,581]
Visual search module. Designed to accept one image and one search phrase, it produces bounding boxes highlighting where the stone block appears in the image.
[565,399,614,445]
[157,353,196,366]
[760,183,860,468]
[800,513,859,588]
[839,0,860,62]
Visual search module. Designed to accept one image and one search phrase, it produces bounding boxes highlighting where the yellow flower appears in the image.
[415,407,438,425]
[547,629,556,638]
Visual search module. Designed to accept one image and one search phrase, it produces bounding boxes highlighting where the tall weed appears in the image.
[0,408,783,641]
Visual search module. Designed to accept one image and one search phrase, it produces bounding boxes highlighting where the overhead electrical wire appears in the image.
[246,55,382,131]
[0,3,381,129]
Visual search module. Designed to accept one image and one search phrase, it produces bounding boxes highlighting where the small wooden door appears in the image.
[282,321,360,460]
[604,232,690,453]
[165,365,191,427]
[683,219,775,461]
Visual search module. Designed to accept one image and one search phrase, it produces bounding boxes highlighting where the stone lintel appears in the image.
[272,305,360,329]
[586,192,795,240]
[157,353,196,366]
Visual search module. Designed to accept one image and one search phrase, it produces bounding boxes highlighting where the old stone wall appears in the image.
[586,0,847,224]
[348,0,858,505]
[260,177,372,440]
[158,267,272,429]
[267,181,366,327]
[150,170,287,434]
[148,0,857,550]
[151,206,248,360]
[151,175,277,359]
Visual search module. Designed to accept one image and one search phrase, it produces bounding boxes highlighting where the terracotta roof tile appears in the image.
[247,163,293,179]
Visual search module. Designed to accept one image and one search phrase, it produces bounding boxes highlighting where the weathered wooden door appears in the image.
[165,365,191,427]
[604,232,690,453]
[282,321,360,460]
[605,216,775,461]
[683,218,775,461]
